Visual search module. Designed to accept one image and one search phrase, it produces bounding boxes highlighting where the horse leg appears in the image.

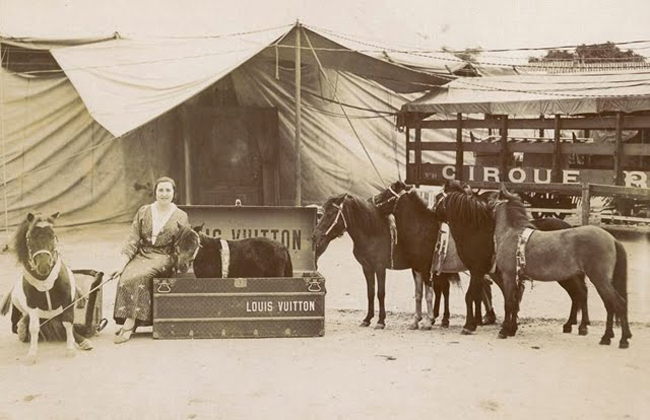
[432,277,442,325]
[409,270,423,330]
[361,266,375,327]
[25,308,40,364]
[422,279,434,330]
[578,276,590,336]
[62,321,76,357]
[10,304,22,334]
[481,276,497,325]
[498,273,519,339]
[600,309,615,345]
[441,275,450,328]
[557,278,578,334]
[462,273,482,334]
[619,309,632,349]
[375,269,386,330]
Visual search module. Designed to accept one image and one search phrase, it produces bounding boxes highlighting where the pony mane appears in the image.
[401,190,435,217]
[344,195,387,233]
[443,191,494,230]
[197,231,221,248]
[500,193,534,229]
[11,217,31,266]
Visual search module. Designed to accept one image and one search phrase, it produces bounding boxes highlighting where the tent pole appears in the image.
[294,21,302,206]
[180,107,192,205]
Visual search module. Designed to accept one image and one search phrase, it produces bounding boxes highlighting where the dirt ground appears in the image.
[0,223,648,420]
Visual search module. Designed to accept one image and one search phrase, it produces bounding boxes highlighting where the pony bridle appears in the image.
[190,230,202,261]
[26,222,59,274]
[378,186,407,213]
[177,229,202,264]
[324,201,348,236]
[434,190,447,214]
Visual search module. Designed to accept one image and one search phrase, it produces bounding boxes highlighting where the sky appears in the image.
[2,0,650,59]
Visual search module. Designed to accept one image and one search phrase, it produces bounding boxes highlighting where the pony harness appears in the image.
[388,214,397,269]
[431,223,451,275]
[18,257,76,318]
[220,239,230,278]
[516,228,535,287]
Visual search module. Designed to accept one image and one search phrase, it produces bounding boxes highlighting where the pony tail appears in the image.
[613,240,628,301]
[0,289,12,316]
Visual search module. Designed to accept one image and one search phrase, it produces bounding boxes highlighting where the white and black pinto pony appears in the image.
[1,212,91,364]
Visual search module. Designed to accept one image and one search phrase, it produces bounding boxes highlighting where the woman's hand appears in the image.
[108,255,130,280]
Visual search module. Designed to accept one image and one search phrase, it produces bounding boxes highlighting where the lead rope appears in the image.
[37,271,117,330]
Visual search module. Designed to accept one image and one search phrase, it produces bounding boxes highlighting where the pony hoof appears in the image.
[619,340,629,349]
[76,339,93,351]
[599,337,611,345]
[66,348,76,358]
[359,321,371,328]
[407,323,419,330]
[420,319,433,330]
[441,320,450,328]
[374,324,386,330]
[461,328,474,335]
[24,355,37,366]
[578,328,588,336]
[497,331,508,339]
[483,314,497,325]
[563,325,572,334]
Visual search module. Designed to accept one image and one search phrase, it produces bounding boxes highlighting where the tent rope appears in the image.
[0,48,9,236]
[302,28,386,187]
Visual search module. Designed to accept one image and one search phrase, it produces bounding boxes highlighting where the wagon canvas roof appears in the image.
[402,72,650,116]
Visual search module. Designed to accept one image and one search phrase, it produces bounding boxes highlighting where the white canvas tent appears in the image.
[0,23,465,228]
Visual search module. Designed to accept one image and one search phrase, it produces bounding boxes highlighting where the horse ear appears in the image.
[498,183,509,199]
[50,212,60,220]
[27,213,35,222]
[192,223,204,233]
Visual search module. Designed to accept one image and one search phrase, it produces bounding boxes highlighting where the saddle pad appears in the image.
[432,223,466,274]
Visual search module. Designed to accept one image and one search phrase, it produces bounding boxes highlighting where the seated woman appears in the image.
[110,176,189,344]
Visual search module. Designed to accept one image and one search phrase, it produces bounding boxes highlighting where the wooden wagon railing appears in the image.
[402,112,650,225]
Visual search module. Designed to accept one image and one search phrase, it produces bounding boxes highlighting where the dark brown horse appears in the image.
[439,180,590,335]
[491,185,630,348]
[314,193,443,330]
[373,182,492,334]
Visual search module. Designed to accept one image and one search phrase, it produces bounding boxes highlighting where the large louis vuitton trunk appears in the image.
[153,205,325,339]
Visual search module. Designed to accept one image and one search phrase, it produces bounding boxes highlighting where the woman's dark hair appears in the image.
[153,176,177,201]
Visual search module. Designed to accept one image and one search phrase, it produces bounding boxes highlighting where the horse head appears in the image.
[174,222,201,274]
[489,184,530,226]
[372,180,412,215]
[313,193,350,262]
[18,212,60,277]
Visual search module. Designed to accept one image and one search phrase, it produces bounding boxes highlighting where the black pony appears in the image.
[373,182,490,332]
[175,223,293,278]
[437,181,590,335]
[314,193,428,329]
